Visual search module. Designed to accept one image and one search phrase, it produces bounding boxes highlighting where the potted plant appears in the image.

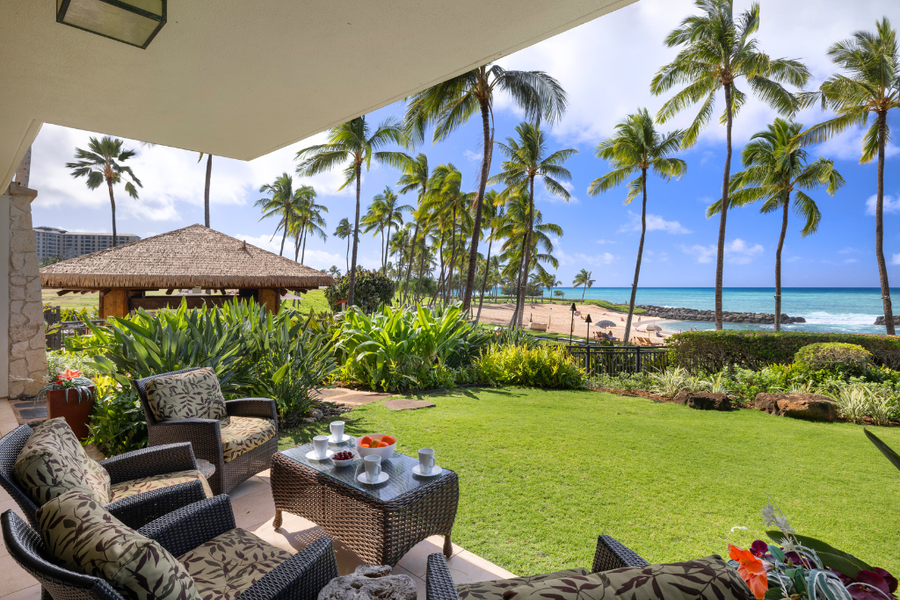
[39,369,95,440]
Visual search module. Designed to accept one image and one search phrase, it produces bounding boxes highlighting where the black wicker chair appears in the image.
[2,495,339,600]
[425,536,649,600]
[134,367,279,495]
[0,423,208,530]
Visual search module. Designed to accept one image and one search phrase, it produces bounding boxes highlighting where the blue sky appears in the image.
[28,0,899,289]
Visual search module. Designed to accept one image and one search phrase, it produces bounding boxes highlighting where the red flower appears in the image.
[729,544,768,599]
[60,369,83,380]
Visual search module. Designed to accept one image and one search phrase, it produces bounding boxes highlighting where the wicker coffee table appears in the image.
[271,439,459,566]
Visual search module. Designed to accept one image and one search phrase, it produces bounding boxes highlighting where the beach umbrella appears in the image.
[646,323,662,332]
[595,320,616,328]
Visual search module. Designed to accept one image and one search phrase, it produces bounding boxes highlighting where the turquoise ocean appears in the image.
[547,287,898,334]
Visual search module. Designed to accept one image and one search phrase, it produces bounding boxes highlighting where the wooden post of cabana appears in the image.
[41,225,333,318]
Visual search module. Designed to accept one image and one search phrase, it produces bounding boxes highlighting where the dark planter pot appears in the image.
[46,386,95,440]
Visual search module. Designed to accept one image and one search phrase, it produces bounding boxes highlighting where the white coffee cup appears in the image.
[418,448,436,475]
[364,455,382,482]
[330,421,345,442]
[313,435,330,459]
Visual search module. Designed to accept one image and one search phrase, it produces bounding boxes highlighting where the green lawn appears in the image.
[42,289,331,313]
[281,387,900,576]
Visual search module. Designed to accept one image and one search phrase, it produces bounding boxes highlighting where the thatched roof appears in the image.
[40,224,333,291]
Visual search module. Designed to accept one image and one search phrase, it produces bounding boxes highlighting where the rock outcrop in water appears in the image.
[636,305,806,324]
[873,316,900,325]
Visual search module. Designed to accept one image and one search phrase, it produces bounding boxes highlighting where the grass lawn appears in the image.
[281,387,900,576]
[41,289,332,313]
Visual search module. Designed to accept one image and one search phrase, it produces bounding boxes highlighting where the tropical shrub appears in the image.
[333,303,489,391]
[475,343,586,389]
[86,381,147,456]
[325,268,395,313]
[588,372,656,393]
[824,383,896,425]
[793,342,872,377]
[667,330,900,371]
[47,350,104,379]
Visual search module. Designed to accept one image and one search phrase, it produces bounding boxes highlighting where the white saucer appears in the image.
[329,435,351,444]
[306,449,335,460]
[412,465,442,477]
[357,471,389,485]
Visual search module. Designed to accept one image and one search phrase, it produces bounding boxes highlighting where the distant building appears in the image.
[34,226,139,261]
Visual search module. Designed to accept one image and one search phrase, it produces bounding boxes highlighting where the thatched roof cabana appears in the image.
[40,224,333,317]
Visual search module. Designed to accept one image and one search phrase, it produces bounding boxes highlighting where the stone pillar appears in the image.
[7,183,46,398]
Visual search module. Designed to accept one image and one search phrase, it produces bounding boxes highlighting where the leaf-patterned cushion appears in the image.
[110,469,213,502]
[502,557,754,600]
[84,453,112,505]
[220,417,276,463]
[457,569,590,600]
[178,527,292,600]
[13,417,98,505]
[145,368,227,422]
[37,490,200,600]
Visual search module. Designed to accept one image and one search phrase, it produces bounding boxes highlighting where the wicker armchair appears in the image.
[2,495,339,600]
[425,536,649,600]
[0,423,208,530]
[134,367,279,495]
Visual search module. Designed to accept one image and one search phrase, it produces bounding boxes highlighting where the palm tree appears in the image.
[328,265,342,278]
[66,136,142,246]
[425,164,472,303]
[489,122,576,327]
[197,153,213,227]
[711,119,844,330]
[333,218,352,273]
[364,187,412,274]
[292,188,328,264]
[255,173,304,256]
[475,190,504,321]
[495,191,563,299]
[651,0,809,330]
[538,271,558,303]
[573,269,595,302]
[588,108,686,344]
[397,153,430,303]
[295,116,409,306]
[796,18,900,334]
[404,64,568,312]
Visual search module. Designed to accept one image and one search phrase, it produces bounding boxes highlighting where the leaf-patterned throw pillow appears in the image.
[37,490,200,600]
[145,368,228,423]
[502,556,754,600]
[13,417,96,505]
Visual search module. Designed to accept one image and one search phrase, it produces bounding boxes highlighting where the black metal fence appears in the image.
[44,309,106,351]
[566,344,670,377]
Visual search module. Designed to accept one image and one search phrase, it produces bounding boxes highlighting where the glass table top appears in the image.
[279,436,452,502]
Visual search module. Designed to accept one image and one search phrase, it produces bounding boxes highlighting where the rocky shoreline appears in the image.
[874,316,900,325]
[636,305,806,324]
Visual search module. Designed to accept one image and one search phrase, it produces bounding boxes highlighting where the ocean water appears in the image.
[546,287,899,334]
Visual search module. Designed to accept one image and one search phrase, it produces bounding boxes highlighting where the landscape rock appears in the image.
[755,393,839,422]
[310,408,324,420]
[673,392,732,411]
[318,564,416,600]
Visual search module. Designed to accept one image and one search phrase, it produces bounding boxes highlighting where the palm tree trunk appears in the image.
[475,230,494,322]
[876,111,895,334]
[294,230,301,262]
[301,231,308,264]
[107,180,118,247]
[415,237,427,303]
[774,199,789,332]
[433,229,446,305]
[462,97,493,312]
[380,228,385,273]
[446,206,458,303]
[509,232,530,327]
[402,220,420,304]
[515,177,537,328]
[582,286,586,302]
[348,163,362,306]
[279,219,288,256]
[384,223,391,275]
[623,171,648,345]
[714,83,734,331]
[345,235,350,273]
[204,154,212,228]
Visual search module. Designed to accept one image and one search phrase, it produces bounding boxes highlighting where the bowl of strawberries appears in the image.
[356,434,396,460]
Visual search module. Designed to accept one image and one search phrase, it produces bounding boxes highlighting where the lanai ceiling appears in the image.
[0,0,637,188]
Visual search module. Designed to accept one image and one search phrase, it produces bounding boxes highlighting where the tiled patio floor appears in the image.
[0,399,514,600]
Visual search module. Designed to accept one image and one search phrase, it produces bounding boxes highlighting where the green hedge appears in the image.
[667,330,900,372]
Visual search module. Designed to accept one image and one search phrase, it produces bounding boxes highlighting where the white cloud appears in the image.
[865,194,900,216]
[786,256,804,263]
[892,254,900,266]
[620,211,691,234]
[838,247,862,254]
[596,239,617,245]
[463,150,482,162]
[233,233,379,272]
[552,237,616,267]
[679,238,763,264]
[536,179,580,205]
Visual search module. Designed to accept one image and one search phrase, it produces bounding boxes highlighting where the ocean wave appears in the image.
[800,311,878,325]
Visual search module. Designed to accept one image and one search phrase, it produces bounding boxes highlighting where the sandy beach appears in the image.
[476,301,675,343]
